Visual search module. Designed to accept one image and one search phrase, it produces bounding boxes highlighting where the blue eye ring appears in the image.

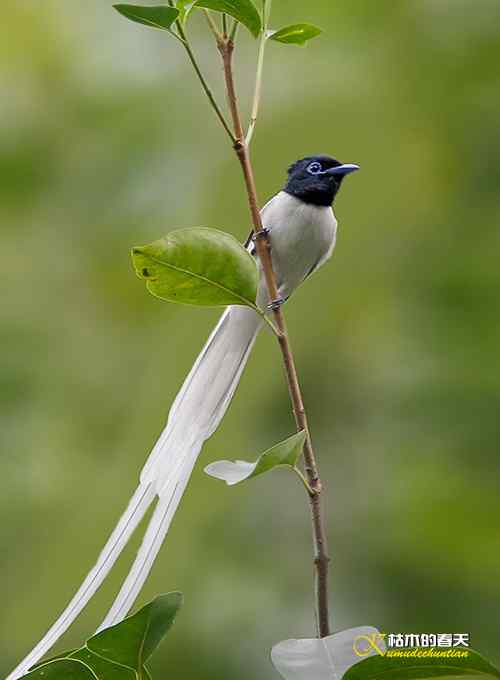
[307,161,323,175]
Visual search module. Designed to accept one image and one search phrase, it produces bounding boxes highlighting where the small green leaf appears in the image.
[132,227,259,308]
[205,430,306,485]
[113,4,179,31]
[269,23,322,46]
[343,648,500,680]
[24,659,97,680]
[193,0,262,37]
[87,592,183,671]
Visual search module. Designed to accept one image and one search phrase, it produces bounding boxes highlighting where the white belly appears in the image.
[258,191,337,302]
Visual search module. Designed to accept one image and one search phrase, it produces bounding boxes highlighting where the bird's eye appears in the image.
[307,161,323,175]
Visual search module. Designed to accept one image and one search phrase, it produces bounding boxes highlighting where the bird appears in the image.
[8,155,359,679]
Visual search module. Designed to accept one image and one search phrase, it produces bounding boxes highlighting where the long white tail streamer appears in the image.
[98,453,196,630]
[9,305,262,679]
[7,482,155,680]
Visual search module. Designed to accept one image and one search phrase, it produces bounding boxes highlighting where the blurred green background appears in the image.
[1,0,500,677]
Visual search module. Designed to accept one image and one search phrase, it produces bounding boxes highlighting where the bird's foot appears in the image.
[252,227,270,242]
[267,297,286,312]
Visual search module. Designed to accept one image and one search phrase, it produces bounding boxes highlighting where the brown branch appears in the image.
[218,37,331,638]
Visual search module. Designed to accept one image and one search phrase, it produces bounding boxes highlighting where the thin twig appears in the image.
[222,13,228,38]
[203,9,222,42]
[229,18,239,42]
[246,26,268,145]
[246,0,271,144]
[218,37,331,638]
[170,9,235,142]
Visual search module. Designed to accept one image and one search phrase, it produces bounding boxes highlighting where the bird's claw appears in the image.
[267,297,286,312]
[252,227,270,242]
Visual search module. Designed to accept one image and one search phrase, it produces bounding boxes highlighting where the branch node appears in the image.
[314,554,331,567]
[311,477,323,494]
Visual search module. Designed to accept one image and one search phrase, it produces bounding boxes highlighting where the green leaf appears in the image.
[27,652,146,680]
[87,592,183,671]
[193,0,262,37]
[30,650,78,670]
[205,430,306,485]
[70,649,137,680]
[132,227,259,308]
[25,594,182,680]
[113,4,179,32]
[343,648,500,680]
[24,659,97,680]
[29,650,150,680]
[176,0,195,23]
[269,23,322,46]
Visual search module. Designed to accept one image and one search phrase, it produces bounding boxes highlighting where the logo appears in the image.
[353,633,386,657]
[353,633,470,659]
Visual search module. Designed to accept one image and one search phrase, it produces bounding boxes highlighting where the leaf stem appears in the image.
[293,467,315,496]
[252,305,281,337]
[217,35,331,639]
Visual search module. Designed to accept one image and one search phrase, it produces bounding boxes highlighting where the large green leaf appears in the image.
[343,648,500,680]
[113,4,179,31]
[25,594,182,680]
[28,651,147,680]
[87,592,183,671]
[70,649,137,680]
[132,227,259,308]
[205,431,306,485]
[193,0,261,37]
[25,659,97,680]
[30,650,78,670]
[269,23,322,46]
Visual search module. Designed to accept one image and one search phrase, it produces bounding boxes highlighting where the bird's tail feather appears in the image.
[98,453,196,630]
[7,483,155,680]
[141,306,262,489]
[101,305,262,625]
[10,305,262,678]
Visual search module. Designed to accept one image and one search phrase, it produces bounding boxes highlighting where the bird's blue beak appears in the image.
[326,163,360,176]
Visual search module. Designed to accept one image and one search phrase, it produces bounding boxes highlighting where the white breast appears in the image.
[258,191,337,301]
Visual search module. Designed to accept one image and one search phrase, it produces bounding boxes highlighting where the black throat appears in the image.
[283,179,341,207]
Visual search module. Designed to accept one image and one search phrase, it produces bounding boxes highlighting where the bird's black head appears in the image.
[284,155,359,207]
